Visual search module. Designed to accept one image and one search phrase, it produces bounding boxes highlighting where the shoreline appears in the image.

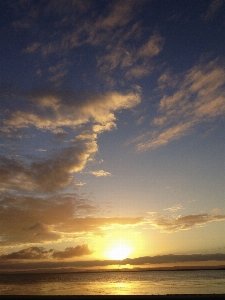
[0,295,225,300]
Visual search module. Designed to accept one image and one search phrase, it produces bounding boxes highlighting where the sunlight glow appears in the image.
[106,243,132,260]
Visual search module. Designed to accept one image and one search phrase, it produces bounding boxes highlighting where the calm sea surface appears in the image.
[0,270,225,295]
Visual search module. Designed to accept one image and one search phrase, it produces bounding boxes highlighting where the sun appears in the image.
[106,242,132,260]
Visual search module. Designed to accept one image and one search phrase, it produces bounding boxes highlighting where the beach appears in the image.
[0,294,225,300]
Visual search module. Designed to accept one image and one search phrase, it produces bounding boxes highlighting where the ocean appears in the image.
[0,269,225,295]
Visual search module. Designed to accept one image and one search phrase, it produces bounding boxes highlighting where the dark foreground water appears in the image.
[0,270,225,295]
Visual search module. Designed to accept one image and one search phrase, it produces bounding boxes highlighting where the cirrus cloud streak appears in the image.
[133,58,225,151]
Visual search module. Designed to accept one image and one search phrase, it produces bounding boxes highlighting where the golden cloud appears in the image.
[134,58,225,151]
[149,213,225,232]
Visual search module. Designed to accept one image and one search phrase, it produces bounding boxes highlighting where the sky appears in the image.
[0,0,225,273]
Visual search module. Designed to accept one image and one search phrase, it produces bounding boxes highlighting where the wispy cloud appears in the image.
[48,59,69,86]
[149,213,225,232]
[23,42,41,53]
[133,58,225,151]
[89,170,111,177]
[17,1,164,86]
[97,32,164,82]
[163,204,183,212]
[202,0,224,21]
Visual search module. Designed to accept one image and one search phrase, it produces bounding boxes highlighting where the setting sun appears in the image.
[106,243,132,260]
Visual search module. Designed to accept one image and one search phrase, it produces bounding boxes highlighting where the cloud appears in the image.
[1,252,225,271]
[123,253,225,265]
[95,0,134,29]
[48,59,69,86]
[0,8,142,246]
[149,213,225,232]
[0,134,98,193]
[1,90,140,192]
[0,194,144,246]
[23,42,41,53]
[57,217,144,233]
[137,34,164,58]
[52,244,93,259]
[1,88,139,192]
[0,244,93,261]
[133,58,225,151]
[163,204,183,212]
[17,1,163,84]
[136,122,193,151]
[136,116,145,125]
[97,33,164,82]
[212,207,220,213]
[89,170,111,177]
[202,0,224,21]
[0,247,53,260]
[0,194,93,246]
[3,90,140,132]
[157,70,178,90]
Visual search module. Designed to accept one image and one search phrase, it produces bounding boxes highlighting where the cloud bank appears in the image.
[1,252,225,272]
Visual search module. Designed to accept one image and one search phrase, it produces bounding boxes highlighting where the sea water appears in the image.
[0,270,225,295]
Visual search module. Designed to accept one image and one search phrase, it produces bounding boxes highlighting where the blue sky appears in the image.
[0,0,225,272]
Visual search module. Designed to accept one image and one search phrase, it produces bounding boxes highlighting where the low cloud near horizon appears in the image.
[1,251,225,272]
[1,193,225,247]
[148,213,225,232]
[0,193,144,247]
[0,244,93,261]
